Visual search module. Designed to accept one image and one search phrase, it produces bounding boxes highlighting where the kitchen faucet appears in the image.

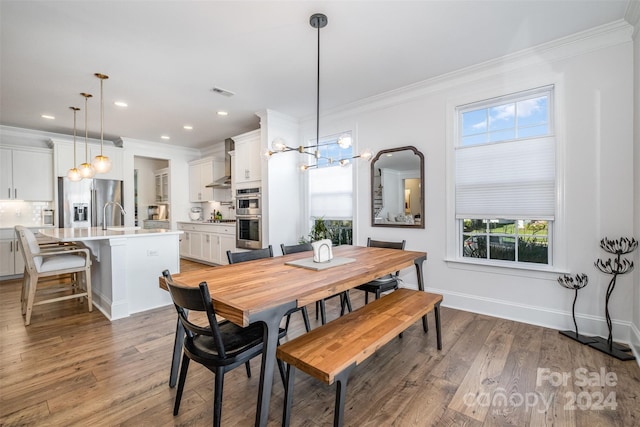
[103,201,126,230]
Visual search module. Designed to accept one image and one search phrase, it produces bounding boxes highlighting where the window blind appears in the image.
[455,136,555,220]
[309,164,353,219]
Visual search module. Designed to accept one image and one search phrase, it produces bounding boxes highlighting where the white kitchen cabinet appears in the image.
[189,157,224,202]
[154,168,169,202]
[0,229,25,277]
[233,130,262,186]
[0,147,53,201]
[54,141,123,180]
[178,222,235,265]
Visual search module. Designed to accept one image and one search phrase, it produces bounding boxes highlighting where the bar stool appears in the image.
[15,225,92,325]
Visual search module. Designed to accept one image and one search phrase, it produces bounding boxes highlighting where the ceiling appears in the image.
[0,1,633,150]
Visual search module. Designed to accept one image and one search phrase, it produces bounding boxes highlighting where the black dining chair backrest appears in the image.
[367,237,406,251]
[227,245,273,264]
[162,270,227,357]
[280,242,313,255]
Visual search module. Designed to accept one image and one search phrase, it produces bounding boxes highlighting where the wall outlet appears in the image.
[147,249,159,256]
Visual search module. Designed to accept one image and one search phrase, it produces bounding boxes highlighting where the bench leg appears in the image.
[435,302,442,350]
[282,364,296,427]
[333,363,356,427]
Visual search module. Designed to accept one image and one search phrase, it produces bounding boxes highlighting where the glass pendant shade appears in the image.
[92,154,111,173]
[67,167,82,181]
[92,73,111,174]
[80,92,95,179]
[67,106,82,181]
[79,162,95,178]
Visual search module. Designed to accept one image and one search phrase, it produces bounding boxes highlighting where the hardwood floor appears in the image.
[1,260,639,426]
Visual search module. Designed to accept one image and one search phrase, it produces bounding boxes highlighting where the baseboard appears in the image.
[631,322,640,368]
[425,286,634,346]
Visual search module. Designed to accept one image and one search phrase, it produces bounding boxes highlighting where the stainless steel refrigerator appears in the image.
[57,177,124,228]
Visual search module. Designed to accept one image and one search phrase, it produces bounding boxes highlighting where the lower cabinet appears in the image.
[177,222,236,265]
[0,229,26,277]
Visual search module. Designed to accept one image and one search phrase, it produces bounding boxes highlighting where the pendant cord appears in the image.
[316,22,320,152]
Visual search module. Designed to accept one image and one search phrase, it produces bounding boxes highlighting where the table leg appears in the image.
[253,301,297,427]
[435,301,442,350]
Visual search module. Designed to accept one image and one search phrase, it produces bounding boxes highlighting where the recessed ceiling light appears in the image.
[161,135,170,140]
[217,111,228,116]
[41,114,55,120]
[386,153,393,157]
[183,125,193,130]
[114,101,128,107]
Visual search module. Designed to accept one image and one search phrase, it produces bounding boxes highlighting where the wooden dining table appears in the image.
[160,245,427,427]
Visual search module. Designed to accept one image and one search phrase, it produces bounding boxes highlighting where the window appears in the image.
[307,132,353,245]
[455,86,555,266]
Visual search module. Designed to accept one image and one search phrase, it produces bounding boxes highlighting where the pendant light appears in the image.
[78,92,95,179]
[66,106,82,181]
[265,13,373,169]
[92,73,112,173]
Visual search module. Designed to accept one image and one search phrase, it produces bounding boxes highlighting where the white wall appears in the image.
[119,137,200,229]
[631,8,640,359]
[306,21,636,343]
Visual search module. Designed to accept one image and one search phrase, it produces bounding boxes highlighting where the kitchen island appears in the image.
[36,227,182,320]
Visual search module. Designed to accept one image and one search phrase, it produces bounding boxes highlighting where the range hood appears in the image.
[206,138,234,188]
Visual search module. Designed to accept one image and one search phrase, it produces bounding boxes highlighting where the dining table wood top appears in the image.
[160,245,427,327]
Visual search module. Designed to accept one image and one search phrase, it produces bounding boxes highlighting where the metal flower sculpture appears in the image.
[591,237,637,361]
[557,274,594,344]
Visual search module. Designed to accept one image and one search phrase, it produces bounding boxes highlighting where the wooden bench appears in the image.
[276,288,443,426]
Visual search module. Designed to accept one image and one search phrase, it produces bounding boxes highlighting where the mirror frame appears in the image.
[371,145,425,229]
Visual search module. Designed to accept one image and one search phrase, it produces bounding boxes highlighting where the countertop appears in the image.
[177,220,236,225]
[36,226,182,242]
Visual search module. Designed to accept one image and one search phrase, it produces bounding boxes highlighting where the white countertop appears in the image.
[36,226,182,242]
[177,220,236,225]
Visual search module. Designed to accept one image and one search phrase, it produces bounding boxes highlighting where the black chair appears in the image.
[355,238,406,304]
[162,270,286,427]
[280,243,352,325]
[227,246,312,333]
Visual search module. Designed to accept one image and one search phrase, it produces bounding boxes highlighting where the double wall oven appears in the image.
[235,187,262,249]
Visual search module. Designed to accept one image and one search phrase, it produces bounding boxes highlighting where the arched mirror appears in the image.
[371,146,424,228]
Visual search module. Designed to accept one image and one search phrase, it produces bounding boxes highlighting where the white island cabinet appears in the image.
[36,227,182,320]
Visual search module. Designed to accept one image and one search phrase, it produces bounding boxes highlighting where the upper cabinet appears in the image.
[53,140,123,181]
[0,147,53,201]
[155,168,169,202]
[233,130,262,186]
[189,157,223,202]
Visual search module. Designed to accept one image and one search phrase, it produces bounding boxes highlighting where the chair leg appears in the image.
[364,291,369,305]
[213,367,225,427]
[319,300,327,325]
[84,268,93,312]
[245,361,252,378]
[284,313,292,332]
[277,358,286,387]
[24,274,38,326]
[375,288,382,300]
[173,355,190,415]
[315,301,320,320]
[340,292,352,316]
[300,306,311,332]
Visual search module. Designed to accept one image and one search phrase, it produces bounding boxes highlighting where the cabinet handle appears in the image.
[14,188,17,199]
[10,241,13,252]
[7,188,10,198]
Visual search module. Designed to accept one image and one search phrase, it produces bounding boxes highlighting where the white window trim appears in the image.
[445,76,567,274]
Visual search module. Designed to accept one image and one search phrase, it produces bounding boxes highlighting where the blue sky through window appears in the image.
[461,94,549,146]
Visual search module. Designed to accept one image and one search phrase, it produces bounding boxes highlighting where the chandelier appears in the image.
[265,13,372,170]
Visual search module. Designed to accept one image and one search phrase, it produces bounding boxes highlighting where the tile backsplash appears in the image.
[0,201,54,228]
